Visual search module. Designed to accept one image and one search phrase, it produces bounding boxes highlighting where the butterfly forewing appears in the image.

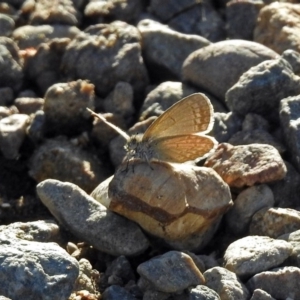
[151,134,217,163]
[143,93,214,142]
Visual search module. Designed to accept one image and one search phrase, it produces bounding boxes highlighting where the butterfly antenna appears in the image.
[87,108,130,141]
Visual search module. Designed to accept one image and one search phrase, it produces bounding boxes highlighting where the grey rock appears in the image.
[0,221,78,300]
[0,114,29,159]
[204,267,250,300]
[29,138,109,193]
[137,251,205,293]
[168,3,226,42]
[0,13,14,36]
[0,38,23,91]
[12,25,80,49]
[0,87,14,106]
[142,290,170,300]
[279,229,300,267]
[280,95,300,172]
[226,0,264,40]
[246,266,300,299]
[14,97,44,115]
[61,21,149,96]
[196,255,219,271]
[226,184,274,235]
[226,57,300,123]
[27,110,45,143]
[21,0,80,25]
[223,236,293,279]
[242,113,270,131]
[84,0,144,24]
[228,129,286,154]
[250,289,275,300]
[282,49,300,75]
[138,19,210,79]
[36,179,149,256]
[250,207,300,238]
[189,285,221,300]
[43,80,95,136]
[102,285,137,300]
[182,40,278,101]
[212,112,243,143]
[24,38,70,94]
[140,81,226,121]
[268,161,300,208]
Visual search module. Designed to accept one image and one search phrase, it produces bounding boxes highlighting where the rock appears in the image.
[0,114,29,159]
[0,13,14,36]
[268,161,300,208]
[70,258,100,298]
[0,37,23,92]
[103,160,232,251]
[189,285,221,300]
[139,82,226,121]
[228,130,286,154]
[137,251,205,293]
[36,179,149,256]
[0,87,14,106]
[182,40,278,101]
[242,113,270,131]
[254,2,300,54]
[14,97,44,115]
[26,109,45,142]
[204,143,287,188]
[43,80,95,136]
[0,220,79,300]
[226,184,274,235]
[280,95,300,173]
[204,267,250,300]
[250,289,275,300]
[212,112,243,143]
[84,0,145,24]
[246,266,300,299]
[282,49,300,75]
[226,57,300,123]
[29,138,109,193]
[226,0,264,40]
[102,285,137,300]
[223,236,293,279]
[24,38,70,94]
[20,0,81,25]
[137,19,210,79]
[12,24,80,49]
[279,229,300,267]
[250,207,300,238]
[61,21,149,96]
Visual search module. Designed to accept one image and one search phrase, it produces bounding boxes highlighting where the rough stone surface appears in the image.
[247,266,300,299]
[189,285,221,300]
[250,207,300,238]
[226,57,300,123]
[223,236,293,279]
[137,251,205,293]
[204,143,287,188]
[36,179,149,256]
[226,184,274,235]
[182,40,278,101]
[204,267,250,300]
[137,19,210,79]
[254,2,300,54]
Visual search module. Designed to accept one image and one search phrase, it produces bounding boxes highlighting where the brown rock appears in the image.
[204,143,287,188]
[254,2,300,54]
[101,160,232,251]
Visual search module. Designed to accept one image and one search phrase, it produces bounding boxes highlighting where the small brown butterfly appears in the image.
[88,93,217,163]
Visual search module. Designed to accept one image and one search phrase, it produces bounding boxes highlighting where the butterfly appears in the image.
[88,93,217,163]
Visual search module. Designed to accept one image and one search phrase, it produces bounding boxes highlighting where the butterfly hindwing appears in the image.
[151,134,217,163]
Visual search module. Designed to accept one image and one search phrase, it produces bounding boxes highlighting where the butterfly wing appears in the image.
[143,93,214,142]
[151,134,218,163]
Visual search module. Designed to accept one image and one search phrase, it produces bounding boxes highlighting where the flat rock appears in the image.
[36,179,149,256]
